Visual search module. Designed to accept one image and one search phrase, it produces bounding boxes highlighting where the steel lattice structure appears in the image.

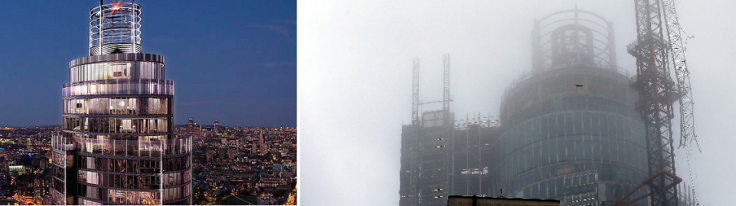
[661,0,698,151]
[401,55,454,206]
[412,58,420,125]
[662,0,700,204]
[443,54,452,126]
[629,0,679,205]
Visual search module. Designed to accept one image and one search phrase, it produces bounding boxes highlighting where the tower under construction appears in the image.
[399,8,697,206]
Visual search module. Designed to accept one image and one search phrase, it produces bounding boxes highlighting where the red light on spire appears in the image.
[110,0,123,16]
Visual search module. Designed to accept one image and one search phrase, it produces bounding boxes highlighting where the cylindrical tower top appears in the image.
[532,7,617,73]
[89,0,141,56]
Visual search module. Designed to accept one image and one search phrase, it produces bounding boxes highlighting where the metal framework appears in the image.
[412,58,420,125]
[443,54,451,124]
[90,0,142,56]
[661,0,698,151]
[629,0,679,205]
[532,6,617,73]
[662,0,700,204]
[451,114,488,197]
[401,55,455,206]
[615,170,682,206]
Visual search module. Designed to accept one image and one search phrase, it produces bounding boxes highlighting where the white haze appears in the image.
[298,0,736,205]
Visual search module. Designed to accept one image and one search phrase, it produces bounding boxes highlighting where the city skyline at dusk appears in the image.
[0,1,297,205]
[0,0,296,127]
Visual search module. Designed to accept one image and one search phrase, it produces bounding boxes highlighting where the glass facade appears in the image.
[489,68,649,205]
[64,97,171,115]
[51,1,191,205]
[70,62,164,82]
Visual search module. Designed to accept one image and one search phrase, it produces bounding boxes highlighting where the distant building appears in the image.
[228,147,237,159]
[34,178,48,202]
[187,117,202,136]
[252,130,269,155]
[258,196,277,205]
[206,150,217,162]
[214,119,220,134]
[8,165,28,176]
[8,154,34,175]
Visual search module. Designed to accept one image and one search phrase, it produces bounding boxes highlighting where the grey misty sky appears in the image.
[299,0,736,205]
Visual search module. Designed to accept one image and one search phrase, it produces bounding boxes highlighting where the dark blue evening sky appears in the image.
[0,0,295,127]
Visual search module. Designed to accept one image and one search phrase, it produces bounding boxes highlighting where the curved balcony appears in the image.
[52,134,76,151]
[63,79,173,97]
[70,53,164,68]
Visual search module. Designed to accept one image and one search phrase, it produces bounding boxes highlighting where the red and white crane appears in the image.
[616,0,699,205]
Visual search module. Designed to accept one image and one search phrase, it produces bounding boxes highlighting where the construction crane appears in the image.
[662,0,701,205]
[616,0,699,205]
[661,0,699,151]
[411,55,453,127]
[412,58,420,125]
[443,54,452,126]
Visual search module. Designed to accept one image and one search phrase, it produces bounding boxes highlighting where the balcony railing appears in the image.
[52,133,76,151]
[62,79,174,96]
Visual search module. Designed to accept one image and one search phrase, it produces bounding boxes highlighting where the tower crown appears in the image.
[532,7,617,73]
[89,0,141,56]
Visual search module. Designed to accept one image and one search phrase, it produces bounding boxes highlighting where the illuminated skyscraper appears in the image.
[51,1,192,204]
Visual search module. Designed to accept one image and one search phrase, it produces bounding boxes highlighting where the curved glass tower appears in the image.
[51,1,191,204]
[488,9,649,205]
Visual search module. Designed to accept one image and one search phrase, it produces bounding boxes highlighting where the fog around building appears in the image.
[298,0,736,205]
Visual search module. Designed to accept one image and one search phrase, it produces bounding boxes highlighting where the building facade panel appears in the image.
[489,9,649,205]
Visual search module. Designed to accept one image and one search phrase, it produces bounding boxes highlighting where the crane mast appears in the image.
[412,58,420,125]
[629,0,679,205]
[443,54,451,126]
